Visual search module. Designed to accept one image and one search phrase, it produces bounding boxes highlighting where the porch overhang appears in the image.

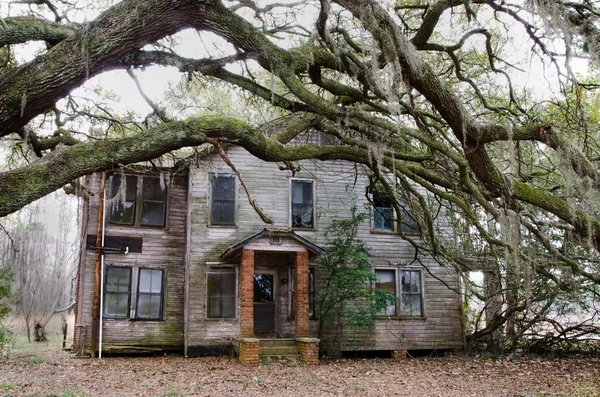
[219,228,325,260]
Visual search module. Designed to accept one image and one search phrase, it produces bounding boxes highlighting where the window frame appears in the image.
[373,267,425,318]
[135,268,165,321]
[398,268,425,318]
[206,267,238,319]
[369,192,419,235]
[289,267,316,319]
[209,173,237,227]
[103,266,132,319]
[289,178,316,230]
[107,174,168,228]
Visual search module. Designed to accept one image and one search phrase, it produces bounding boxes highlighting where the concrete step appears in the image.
[259,346,299,355]
[260,354,302,362]
[259,338,296,348]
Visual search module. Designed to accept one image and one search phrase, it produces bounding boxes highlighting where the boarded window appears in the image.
[211,174,236,225]
[291,180,314,228]
[104,267,131,318]
[400,270,423,316]
[207,272,236,318]
[141,178,167,227]
[136,269,164,319]
[109,175,137,225]
[375,269,396,316]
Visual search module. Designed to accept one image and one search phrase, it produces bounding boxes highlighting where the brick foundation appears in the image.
[239,249,254,338]
[294,251,309,337]
[238,338,260,366]
[296,337,320,365]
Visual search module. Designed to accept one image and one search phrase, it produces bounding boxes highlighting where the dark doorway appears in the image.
[254,273,276,337]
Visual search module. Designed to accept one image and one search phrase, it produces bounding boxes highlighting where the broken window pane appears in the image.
[211,175,236,225]
[207,272,236,318]
[141,177,167,227]
[291,180,314,228]
[375,269,396,316]
[400,270,423,316]
[109,175,137,224]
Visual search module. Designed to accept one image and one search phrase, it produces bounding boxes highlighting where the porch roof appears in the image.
[219,228,325,260]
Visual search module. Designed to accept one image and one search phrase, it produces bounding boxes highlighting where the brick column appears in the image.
[240,249,255,338]
[238,338,259,366]
[296,337,320,365]
[294,250,309,337]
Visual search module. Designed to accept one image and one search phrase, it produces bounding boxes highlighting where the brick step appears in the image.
[259,338,296,348]
[259,346,299,355]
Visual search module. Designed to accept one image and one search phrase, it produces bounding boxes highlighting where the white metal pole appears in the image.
[99,181,106,359]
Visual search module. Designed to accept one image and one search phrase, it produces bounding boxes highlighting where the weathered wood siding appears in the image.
[76,170,188,353]
[186,141,463,352]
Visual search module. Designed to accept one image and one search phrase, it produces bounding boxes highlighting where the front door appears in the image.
[254,272,276,337]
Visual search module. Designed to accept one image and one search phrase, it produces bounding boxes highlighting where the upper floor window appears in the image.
[373,193,395,232]
[210,174,236,226]
[370,185,419,234]
[291,179,314,229]
[108,174,167,227]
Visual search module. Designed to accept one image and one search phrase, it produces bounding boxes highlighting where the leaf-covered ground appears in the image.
[1,346,599,396]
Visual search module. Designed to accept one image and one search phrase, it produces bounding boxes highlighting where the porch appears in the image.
[220,228,323,365]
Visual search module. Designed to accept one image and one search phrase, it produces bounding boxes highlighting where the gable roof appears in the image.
[220,228,325,260]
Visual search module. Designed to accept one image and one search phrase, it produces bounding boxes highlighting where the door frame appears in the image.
[253,269,277,336]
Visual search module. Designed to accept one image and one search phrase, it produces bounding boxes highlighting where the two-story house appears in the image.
[73,136,464,364]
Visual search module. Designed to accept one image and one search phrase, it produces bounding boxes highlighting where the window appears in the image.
[373,193,394,232]
[104,267,131,318]
[109,175,137,225]
[375,269,396,316]
[375,268,424,317]
[136,269,164,319]
[207,271,236,318]
[103,266,165,320]
[141,178,167,226]
[400,270,423,316]
[108,174,167,227]
[370,185,419,234]
[291,179,314,228]
[210,174,236,225]
[290,267,316,317]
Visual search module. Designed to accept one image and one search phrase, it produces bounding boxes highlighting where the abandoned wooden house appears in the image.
[73,134,464,364]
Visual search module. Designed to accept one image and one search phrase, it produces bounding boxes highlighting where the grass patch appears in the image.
[28,356,44,364]
[0,381,16,390]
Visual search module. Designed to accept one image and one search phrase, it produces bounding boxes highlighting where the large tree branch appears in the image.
[0,16,76,46]
[0,0,207,137]
[0,116,369,217]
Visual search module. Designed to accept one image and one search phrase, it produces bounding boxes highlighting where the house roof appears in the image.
[219,228,325,260]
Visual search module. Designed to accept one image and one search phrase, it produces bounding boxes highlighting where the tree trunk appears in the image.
[34,322,48,342]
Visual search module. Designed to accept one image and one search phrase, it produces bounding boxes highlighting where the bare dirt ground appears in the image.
[1,341,599,397]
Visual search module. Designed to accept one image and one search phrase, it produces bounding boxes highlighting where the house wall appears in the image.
[76,170,188,353]
[186,142,463,353]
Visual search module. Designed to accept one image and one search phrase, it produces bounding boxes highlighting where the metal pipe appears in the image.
[99,184,106,359]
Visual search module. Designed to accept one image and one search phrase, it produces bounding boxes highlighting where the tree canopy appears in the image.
[2,0,600,347]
